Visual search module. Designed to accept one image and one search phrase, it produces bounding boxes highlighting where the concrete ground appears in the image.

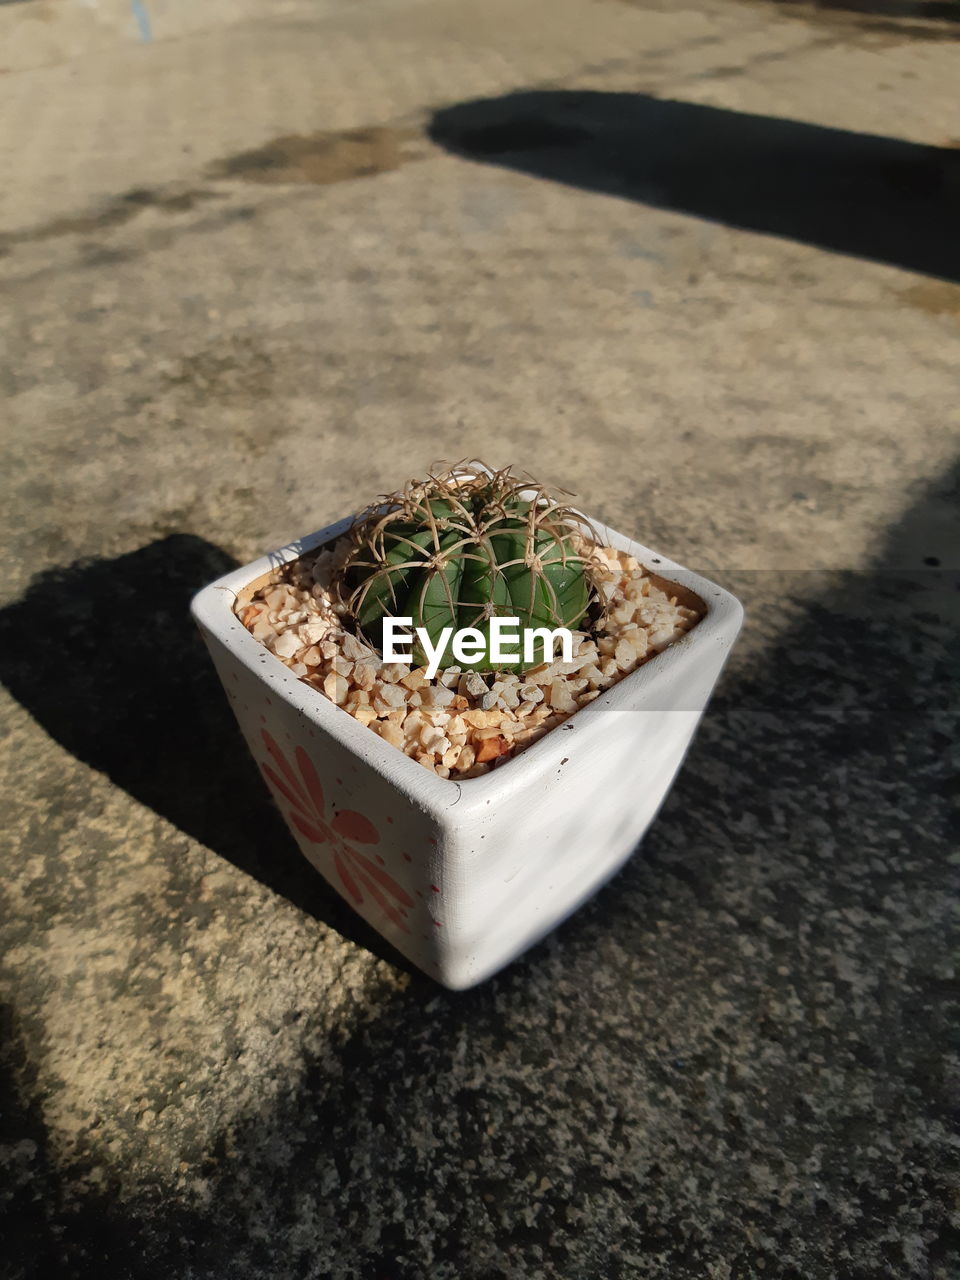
[1,0,958,1276]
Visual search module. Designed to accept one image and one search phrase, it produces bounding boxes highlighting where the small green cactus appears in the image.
[335,462,600,672]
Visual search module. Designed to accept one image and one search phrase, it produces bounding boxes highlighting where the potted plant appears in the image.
[191,462,743,988]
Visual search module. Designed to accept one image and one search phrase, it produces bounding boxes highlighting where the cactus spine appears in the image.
[335,462,600,672]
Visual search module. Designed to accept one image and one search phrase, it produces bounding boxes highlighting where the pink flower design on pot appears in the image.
[259,730,413,932]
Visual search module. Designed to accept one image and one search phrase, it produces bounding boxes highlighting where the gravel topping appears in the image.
[236,539,701,779]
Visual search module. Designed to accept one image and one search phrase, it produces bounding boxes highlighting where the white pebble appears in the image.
[272,632,302,660]
[420,725,450,754]
[376,683,406,709]
[380,663,410,684]
[340,633,369,661]
[615,638,637,669]
[421,685,456,708]
[458,672,488,699]
[300,620,329,644]
[324,672,349,704]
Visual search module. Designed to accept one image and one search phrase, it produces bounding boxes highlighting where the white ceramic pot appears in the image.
[191,516,743,989]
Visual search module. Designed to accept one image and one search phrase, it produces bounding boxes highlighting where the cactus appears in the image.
[335,462,600,672]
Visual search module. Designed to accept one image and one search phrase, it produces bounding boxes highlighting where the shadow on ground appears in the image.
[0,536,412,972]
[1,464,957,1275]
[428,91,960,283]
[768,0,960,23]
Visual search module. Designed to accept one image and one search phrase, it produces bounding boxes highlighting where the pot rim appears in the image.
[191,512,743,820]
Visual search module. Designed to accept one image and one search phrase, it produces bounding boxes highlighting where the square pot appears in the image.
[191,515,743,989]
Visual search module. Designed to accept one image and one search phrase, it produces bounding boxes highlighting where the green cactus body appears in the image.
[337,466,598,672]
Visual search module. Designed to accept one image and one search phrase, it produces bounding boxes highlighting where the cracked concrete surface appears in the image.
[1,0,958,1276]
